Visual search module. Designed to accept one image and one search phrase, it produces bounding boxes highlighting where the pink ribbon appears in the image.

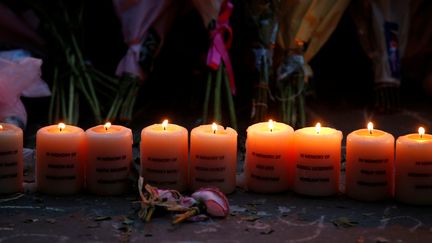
[206,0,236,95]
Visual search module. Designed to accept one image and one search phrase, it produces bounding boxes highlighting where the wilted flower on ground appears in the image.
[138,177,229,224]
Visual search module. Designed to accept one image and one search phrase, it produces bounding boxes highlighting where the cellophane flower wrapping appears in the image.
[0,49,50,127]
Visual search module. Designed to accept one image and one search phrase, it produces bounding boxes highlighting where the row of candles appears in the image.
[0,120,431,205]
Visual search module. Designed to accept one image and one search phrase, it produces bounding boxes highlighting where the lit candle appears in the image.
[85,122,132,195]
[190,123,237,194]
[140,119,188,191]
[293,123,343,196]
[36,123,86,195]
[0,123,23,194]
[244,120,295,193]
[346,122,394,201]
[395,127,432,205]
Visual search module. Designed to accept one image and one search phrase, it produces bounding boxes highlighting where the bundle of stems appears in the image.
[276,45,306,128]
[202,63,237,130]
[252,48,272,123]
[245,0,279,123]
[106,74,141,122]
[29,0,117,124]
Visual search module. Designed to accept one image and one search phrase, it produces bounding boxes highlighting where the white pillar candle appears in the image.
[36,123,86,195]
[346,122,394,201]
[294,123,343,196]
[140,120,188,191]
[86,122,132,195]
[190,123,237,194]
[244,120,295,193]
[0,123,23,194]
[395,127,432,205]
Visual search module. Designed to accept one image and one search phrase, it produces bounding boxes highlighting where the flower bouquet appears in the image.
[23,0,120,125]
[111,0,181,123]
[350,0,409,113]
[244,0,279,123]
[193,0,237,129]
[277,0,350,127]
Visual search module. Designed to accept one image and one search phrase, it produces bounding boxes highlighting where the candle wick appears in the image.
[369,130,372,135]
[105,127,108,131]
[421,134,423,139]
[164,127,166,131]
[213,130,216,134]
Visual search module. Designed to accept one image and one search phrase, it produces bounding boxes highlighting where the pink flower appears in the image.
[191,187,229,218]
[156,189,181,202]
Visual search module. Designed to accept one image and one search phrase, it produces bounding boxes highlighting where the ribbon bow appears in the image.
[206,0,236,95]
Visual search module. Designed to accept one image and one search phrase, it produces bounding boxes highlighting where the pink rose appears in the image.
[191,187,229,217]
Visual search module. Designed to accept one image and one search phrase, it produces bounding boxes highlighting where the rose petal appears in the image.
[191,187,229,217]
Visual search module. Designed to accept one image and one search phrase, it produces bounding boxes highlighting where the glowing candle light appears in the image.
[395,127,432,205]
[346,122,394,201]
[0,123,23,194]
[190,123,237,193]
[141,119,188,191]
[36,123,85,195]
[293,122,343,196]
[244,120,295,193]
[86,122,132,195]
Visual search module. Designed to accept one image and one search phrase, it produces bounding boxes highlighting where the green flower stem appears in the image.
[223,64,237,130]
[120,82,139,120]
[203,72,212,124]
[60,81,67,122]
[48,68,59,123]
[214,66,223,123]
[73,91,80,125]
[286,84,292,124]
[90,68,119,85]
[68,75,75,124]
[298,91,305,127]
[70,33,102,122]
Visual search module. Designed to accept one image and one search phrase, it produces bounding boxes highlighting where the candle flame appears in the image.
[162,119,168,130]
[212,122,218,134]
[268,119,274,132]
[0,124,3,130]
[419,127,425,138]
[104,122,111,131]
[315,122,321,134]
[367,122,373,134]
[58,123,66,132]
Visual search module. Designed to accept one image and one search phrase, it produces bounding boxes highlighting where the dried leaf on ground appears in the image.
[240,215,262,222]
[332,217,358,228]
[45,218,56,224]
[94,216,112,221]
[23,218,39,223]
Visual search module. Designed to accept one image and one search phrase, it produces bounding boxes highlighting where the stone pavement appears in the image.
[0,190,431,242]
